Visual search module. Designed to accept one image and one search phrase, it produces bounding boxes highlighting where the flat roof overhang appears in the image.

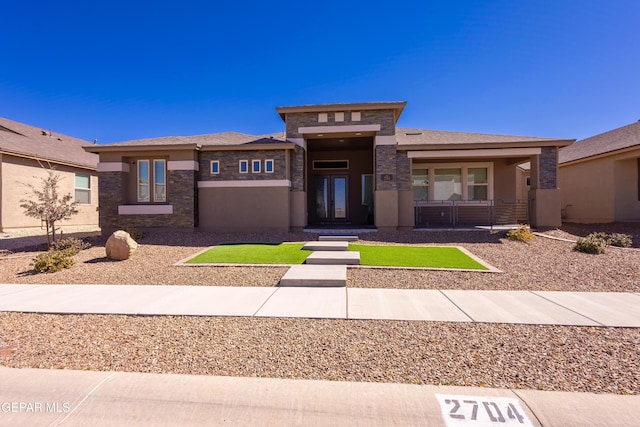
[276,102,407,122]
[407,147,542,159]
[83,143,200,153]
[399,139,574,152]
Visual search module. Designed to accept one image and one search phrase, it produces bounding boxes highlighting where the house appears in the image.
[0,117,99,232]
[84,102,573,233]
[559,120,640,223]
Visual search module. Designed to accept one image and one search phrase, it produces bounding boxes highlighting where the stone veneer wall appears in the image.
[290,145,305,191]
[98,172,125,231]
[539,147,558,189]
[199,150,287,181]
[375,145,399,191]
[285,110,397,139]
[100,169,196,231]
[395,151,411,191]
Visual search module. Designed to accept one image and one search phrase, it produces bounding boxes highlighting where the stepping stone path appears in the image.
[279,235,359,287]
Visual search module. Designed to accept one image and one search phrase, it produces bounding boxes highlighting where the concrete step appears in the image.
[303,241,349,251]
[318,235,359,242]
[279,265,347,287]
[306,251,360,265]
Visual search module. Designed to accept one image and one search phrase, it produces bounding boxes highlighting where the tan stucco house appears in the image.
[84,102,573,233]
[0,117,98,232]
[559,120,640,223]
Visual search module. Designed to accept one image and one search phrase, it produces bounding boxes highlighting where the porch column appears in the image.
[528,147,562,228]
[374,145,399,231]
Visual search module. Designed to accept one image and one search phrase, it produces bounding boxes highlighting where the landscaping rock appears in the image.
[105,230,138,260]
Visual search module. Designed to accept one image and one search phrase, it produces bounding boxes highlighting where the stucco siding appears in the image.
[1,155,98,230]
[198,186,290,231]
[614,157,640,220]
[560,159,616,222]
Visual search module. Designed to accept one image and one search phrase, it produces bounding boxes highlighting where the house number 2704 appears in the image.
[436,394,534,426]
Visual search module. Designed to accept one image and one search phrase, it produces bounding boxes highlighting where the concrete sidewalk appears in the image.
[1,284,639,326]
[1,366,639,426]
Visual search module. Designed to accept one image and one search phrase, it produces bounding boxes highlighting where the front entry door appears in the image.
[313,175,349,223]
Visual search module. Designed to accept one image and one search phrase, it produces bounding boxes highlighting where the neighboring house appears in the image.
[84,102,573,233]
[559,120,640,223]
[0,117,98,232]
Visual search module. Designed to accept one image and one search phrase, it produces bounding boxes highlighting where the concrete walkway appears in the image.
[1,284,639,326]
[1,366,639,426]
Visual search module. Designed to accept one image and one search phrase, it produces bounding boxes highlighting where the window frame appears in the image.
[136,158,168,203]
[412,162,493,204]
[411,168,429,202]
[251,159,261,173]
[265,159,274,173]
[239,160,248,174]
[153,159,166,203]
[74,173,91,204]
[210,160,220,175]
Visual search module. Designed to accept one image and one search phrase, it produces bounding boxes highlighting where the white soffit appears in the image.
[298,124,381,134]
[407,147,542,159]
[198,180,292,188]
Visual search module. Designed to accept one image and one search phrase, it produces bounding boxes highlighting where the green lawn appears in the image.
[186,243,312,264]
[349,244,488,270]
[186,242,488,270]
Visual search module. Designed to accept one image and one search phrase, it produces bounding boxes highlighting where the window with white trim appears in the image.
[210,160,220,175]
[137,159,167,203]
[74,173,91,204]
[412,164,492,202]
[265,159,274,173]
[239,160,248,173]
[252,159,261,173]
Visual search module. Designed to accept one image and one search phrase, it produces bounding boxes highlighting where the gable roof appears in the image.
[396,128,573,149]
[0,117,97,170]
[559,121,640,164]
[84,131,291,153]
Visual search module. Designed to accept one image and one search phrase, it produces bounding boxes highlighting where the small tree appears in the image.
[20,170,79,247]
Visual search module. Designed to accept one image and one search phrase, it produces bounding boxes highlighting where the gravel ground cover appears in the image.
[0,313,637,395]
[1,225,639,395]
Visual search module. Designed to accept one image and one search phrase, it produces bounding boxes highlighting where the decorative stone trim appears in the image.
[168,160,199,171]
[197,180,291,188]
[118,205,174,215]
[97,162,129,172]
[298,124,381,134]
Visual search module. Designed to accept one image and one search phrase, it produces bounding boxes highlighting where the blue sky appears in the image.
[1,0,638,143]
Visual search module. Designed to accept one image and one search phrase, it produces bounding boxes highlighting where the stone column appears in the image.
[529,147,562,228]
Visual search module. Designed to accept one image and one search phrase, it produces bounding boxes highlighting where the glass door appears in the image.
[313,175,349,223]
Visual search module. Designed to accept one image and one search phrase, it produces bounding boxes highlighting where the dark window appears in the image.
[312,160,349,170]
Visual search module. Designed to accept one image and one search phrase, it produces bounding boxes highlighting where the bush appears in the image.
[124,227,144,242]
[52,237,91,256]
[505,225,535,243]
[574,232,608,254]
[607,233,632,248]
[33,249,75,273]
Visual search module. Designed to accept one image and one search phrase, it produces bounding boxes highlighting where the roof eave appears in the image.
[398,139,575,151]
[83,143,201,153]
[0,149,97,171]
[200,142,295,151]
[560,144,640,167]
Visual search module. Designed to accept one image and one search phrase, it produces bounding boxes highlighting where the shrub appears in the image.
[124,227,144,242]
[33,249,75,273]
[607,233,632,248]
[505,225,535,243]
[52,237,91,256]
[574,232,608,254]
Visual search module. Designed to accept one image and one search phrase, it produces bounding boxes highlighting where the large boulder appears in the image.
[105,230,138,260]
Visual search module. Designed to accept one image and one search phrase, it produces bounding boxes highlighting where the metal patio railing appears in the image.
[414,199,530,228]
